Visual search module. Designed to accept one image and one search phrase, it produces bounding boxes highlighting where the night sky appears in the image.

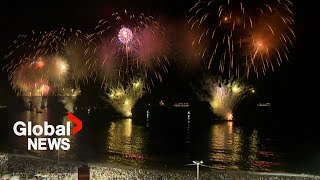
[0,0,316,122]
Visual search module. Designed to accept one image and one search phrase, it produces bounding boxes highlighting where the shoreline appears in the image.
[89,161,320,180]
[1,153,320,179]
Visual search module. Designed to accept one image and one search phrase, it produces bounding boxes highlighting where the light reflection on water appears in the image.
[6,108,319,174]
[105,118,147,166]
[8,109,80,160]
[207,121,280,171]
[209,121,242,170]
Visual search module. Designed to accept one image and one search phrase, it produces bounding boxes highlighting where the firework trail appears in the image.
[90,10,170,91]
[3,27,93,111]
[197,76,253,120]
[188,0,295,78]
[105,77,145,117]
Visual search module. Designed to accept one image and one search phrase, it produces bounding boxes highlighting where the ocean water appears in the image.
[2,98,320,176]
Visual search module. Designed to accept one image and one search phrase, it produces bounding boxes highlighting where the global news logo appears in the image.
[12,112,82,151]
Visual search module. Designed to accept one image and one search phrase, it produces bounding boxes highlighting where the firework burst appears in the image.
[2,27,93,112]
[188,0,295,78]
[197,76,254,120]
[105,77,145,117]
[56,87,81,113]
[91,10,170,91]
[3,27,93,93]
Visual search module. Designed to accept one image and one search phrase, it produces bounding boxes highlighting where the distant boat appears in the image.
[172,102,190,108]
[257,102,271,107]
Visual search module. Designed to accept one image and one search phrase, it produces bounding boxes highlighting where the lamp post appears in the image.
[58,148,60,164]
[192,160,203,180]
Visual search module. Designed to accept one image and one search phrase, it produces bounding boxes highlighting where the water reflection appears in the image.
[6,109,297,173]
[8,110,79,161]
[185,112,191,144]
[59,115,78,160]
[248,130,259,170]
[105,118,148,165]
[9,110,49,156]
[184,111,192,160]
[209,121,241,169]
[146,110,150,128]
[208,121,278,171]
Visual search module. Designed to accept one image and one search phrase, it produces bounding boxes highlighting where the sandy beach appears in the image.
[1,153,320,179]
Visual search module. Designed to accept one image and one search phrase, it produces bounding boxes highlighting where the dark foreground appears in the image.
[1,153,319,180]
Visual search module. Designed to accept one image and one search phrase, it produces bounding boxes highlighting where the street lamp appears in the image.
[185,160,208,180]
[192,160,203,180]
